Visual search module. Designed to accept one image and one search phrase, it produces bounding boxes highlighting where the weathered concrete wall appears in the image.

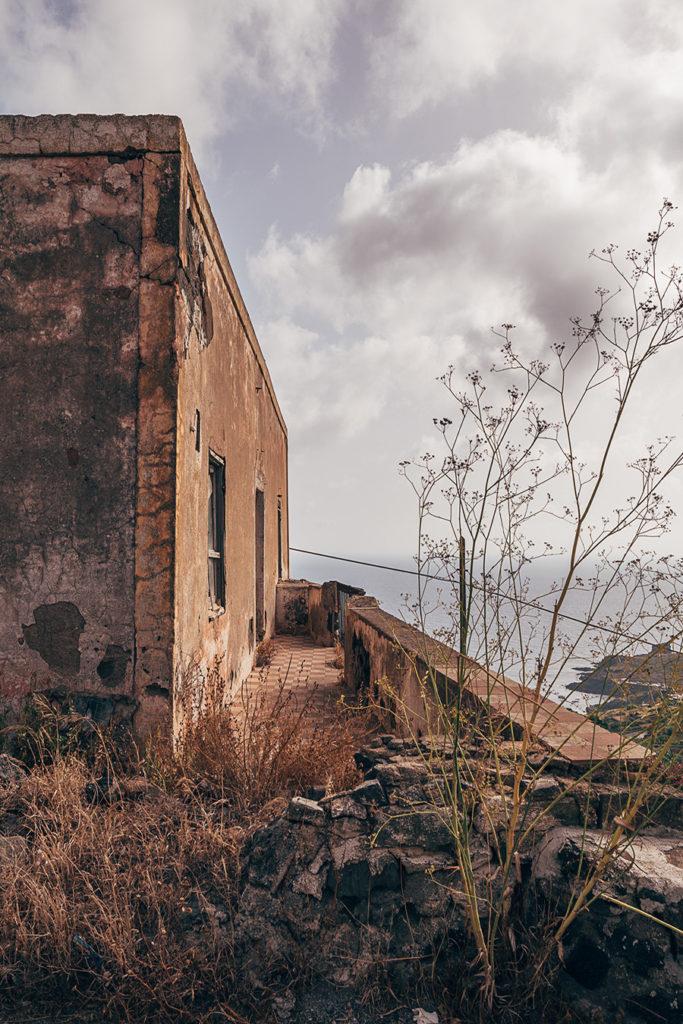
[275,580,334,646]
[171,138,289,731]
[276,581,313,636]
[0,114,289,737]
[0,122,146,720]
[344,598,449,735]
[344,598,648,765]
[132,144,183,735]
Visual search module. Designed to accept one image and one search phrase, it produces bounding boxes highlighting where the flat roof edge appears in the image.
[180,134,288,438]
[0,114,183,156]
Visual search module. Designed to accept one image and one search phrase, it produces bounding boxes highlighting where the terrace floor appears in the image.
[240,627,647,767]
[240,634,348,722]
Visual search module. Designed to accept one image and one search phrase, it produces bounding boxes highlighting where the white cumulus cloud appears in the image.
[0,0,343,155]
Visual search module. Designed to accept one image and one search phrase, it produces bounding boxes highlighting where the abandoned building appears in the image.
[1,113,679,1024]
[0,112,658,760]
[0,114,289,735]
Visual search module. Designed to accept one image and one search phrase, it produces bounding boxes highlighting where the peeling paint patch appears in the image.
[178,210,214,356]
[22,601,85,675]
[155,154,180,247]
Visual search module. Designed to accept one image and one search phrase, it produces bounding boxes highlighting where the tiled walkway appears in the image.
[240,634,348,721]
[239,625,647,768]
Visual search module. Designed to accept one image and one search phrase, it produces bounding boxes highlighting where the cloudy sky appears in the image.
[2,0,683,564]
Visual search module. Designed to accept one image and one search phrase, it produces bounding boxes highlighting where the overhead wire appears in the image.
[289,546,675,646]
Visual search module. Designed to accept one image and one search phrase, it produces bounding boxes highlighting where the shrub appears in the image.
[170,663,369,814]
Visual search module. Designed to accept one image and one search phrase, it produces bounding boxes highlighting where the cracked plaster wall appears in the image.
[0,115,289,737]
[0,143,141,714]
[172,144,289,735]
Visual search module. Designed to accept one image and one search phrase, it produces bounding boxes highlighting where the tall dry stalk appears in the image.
[395,201,683,1014]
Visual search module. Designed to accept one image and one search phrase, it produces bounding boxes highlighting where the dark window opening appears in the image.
[194,409,201,452]
[208,452,225,611]
[277,496,283,580]
[255,488,265,639]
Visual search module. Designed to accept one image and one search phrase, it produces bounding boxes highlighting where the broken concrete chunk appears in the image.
[397,850,454,875]
[286,796,326,825]
[329,795,367,820]
[413,1009,439,1024]
[375,809,453,851]
[350,778,387,805]
[368,848,400,889]
[525,775,563,802]
[330,835,368,872]
[370,756,428,791]
[291,865,328,900]
[472,792,509,837]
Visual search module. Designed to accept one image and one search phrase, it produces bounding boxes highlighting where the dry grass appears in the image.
[168,657,371,810]
[0,668,373,1022]
[332,642,344,671]
[0,756,241,1022]
[254,638,275,668]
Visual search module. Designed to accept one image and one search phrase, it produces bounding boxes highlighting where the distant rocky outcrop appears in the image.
[570,644,683,707]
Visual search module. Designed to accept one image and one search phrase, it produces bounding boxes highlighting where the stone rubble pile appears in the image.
[237,738,466,996]
[236,734,682,1022]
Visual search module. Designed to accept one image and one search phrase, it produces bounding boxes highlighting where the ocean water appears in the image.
[290,550,624,714]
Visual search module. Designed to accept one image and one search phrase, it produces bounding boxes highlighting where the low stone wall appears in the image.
[236,737,470,1003]
[343,596,467,736]
[532,827,683,1021]
[343,597,648,766]
[236,734,683,1023]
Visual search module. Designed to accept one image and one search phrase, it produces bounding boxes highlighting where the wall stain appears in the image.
[22,601,86,675]
[96,643,130,687]
[178,209,214,356]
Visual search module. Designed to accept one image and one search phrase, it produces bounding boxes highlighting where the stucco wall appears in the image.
[131,145,183,735]
[0,136,142,719]
[172,142,289,730]
[275,580,335,645]
[0,115,289,737]
[344,598,432,734]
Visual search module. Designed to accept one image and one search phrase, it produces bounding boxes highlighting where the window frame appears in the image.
[277,495,283,580]
[208,450,226,614]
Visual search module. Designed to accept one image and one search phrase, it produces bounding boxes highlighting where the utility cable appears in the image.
[289,546,676,647]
